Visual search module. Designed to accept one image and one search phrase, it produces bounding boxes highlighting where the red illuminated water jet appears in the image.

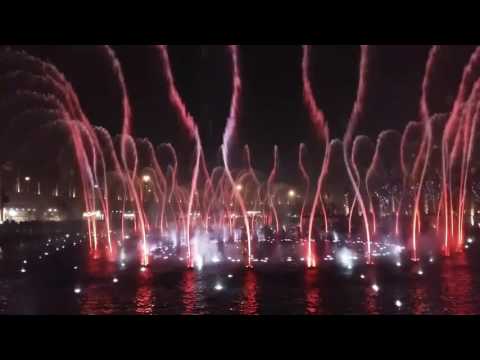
[302,45,330,268]
[342,45,373,264]
[222,45,253,268]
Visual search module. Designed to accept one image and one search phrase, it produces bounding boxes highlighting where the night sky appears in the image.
[3,45,477,182]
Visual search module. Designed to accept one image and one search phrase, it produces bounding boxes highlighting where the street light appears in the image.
[288,190,296,198]
[236,184,243,191]
[142,175,151,183]
[24,177,30,182]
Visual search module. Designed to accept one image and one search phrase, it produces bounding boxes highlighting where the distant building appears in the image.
[2,201,65,223]
[1,174,79,223]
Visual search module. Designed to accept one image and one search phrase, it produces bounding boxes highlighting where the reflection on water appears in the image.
[135,286,154,315]
[240,270,258,315]
[85,254,116,278]
[364,285,379,315]
[304,269,321,315]
[3,246,480,314]
[80,285,114,315]
[440,256,475,314]
[80,254,116,315]
[411,286,430,315]
[182,270,197,315]
[0,280,9,314]
[362,267,379,315]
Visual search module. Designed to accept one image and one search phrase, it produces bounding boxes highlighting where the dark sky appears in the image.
[4,45,477,183]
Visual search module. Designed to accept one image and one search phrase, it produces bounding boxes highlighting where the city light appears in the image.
[288,189,296,198]
[235,184,243,191]
[123,212,135,219]
[395,300,403,308]
[8,209,17,217]
[74,287,82,294]
[142,175,151,183]
[82,211,103,219]
[24,177,30,182]
[372,284,380,292]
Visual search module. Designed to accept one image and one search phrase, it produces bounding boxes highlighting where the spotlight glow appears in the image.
[214,283,223,291]
[195,256,204,271]
[337,247,356,269]
[394,246,404,254]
